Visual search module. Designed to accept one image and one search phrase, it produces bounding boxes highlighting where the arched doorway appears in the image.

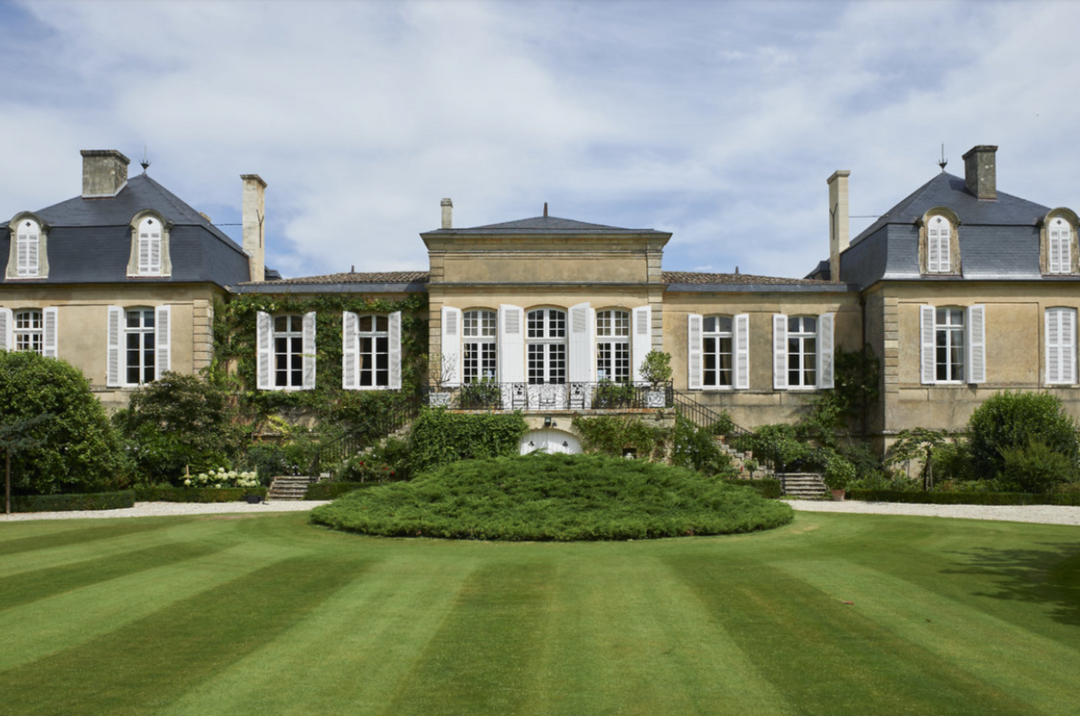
[520,429,582,455]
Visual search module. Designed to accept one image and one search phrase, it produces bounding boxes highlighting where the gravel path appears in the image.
[0,500,332,522]
[787,499,1080,526]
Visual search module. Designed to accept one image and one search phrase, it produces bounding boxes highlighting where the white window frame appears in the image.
[526,308,567,385]
[772,313,834,390]
[14,309,43,355]
[16,219,40,277]
[272,314,306,389]
[121,307,158,386]
[1049,218,1073,275]
[927,215,952,273]
[689,313,749,390]
[137,217,163,276]
[596,309,631,383]
[341,311,400,391]
[257,311,315,391]
[920,305,985,385]
[462,308,497,384]
[1046,307,1077,385]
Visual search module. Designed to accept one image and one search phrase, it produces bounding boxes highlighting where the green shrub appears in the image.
[133,486,267,503]
[311,452,794,541]
[999,441,1078,493]
[337,437,411,482]
[306,482,370,500]
[591,381,637,409]
[573,415,665,460]
[408,409,528,474]
[671,415,734,476]
[243,443,296,482]
[114,372,241,483]
[0,350,126,495]
[967,391,1079,480]
[823,452,856,490]
[930,440,976,482]
[847,489,1080,506]
[721,478,783,499]
[5,490,136,513]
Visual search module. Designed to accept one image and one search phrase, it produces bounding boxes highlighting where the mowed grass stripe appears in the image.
[668,556,1041,716]
[0,519,179,558]
[0,541,229,610]
[156,555,482,716]
[0,556,366,716]
[0,540,302,672]
[777,558,1080,715]
[530,553,792,716]
[382,561,556,716]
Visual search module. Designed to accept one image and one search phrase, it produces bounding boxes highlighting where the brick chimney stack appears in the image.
[81,150,130,198]
[963,145,997,200]
[241,174,267,283]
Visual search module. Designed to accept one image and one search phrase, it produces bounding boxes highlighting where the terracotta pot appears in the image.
[830,488,846,501]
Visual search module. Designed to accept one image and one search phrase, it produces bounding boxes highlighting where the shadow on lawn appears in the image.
[945,541,1080,626]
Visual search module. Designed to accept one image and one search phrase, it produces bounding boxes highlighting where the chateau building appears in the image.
[2,145,1076,451]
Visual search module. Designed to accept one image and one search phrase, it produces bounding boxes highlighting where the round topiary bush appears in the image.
[310,452,794,541]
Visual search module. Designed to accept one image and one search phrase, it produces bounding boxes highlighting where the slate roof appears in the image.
[438,215,666,234]
[237,271,429,286]
[662,271,832,286]
[1,173,252,288]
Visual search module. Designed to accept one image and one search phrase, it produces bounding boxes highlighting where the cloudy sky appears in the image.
[1,0,1078,280]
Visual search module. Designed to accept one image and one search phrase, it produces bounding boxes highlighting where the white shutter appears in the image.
[817,313,835,389]
[568,302,593,382]
[388,311,402,390]
[772,314,788,390]
[302,311,316,390]
[342,312,358,389]
[734,313,750,390]
[966,304,986,384]
[16,234,28,275]
[920,306,936,384]
[256,311,272,390]
[498,305,525,384]
[1063,309,1077,384]
[0,308,11,350]
[1046,309,1060,384]
[26,234,38,275]
[687,314,703,390]
[41,306,58,358]
[631,305,651,383]
[107,306,122,387]
[149,236,161,274]
[138,234,150,274]
[154,305,170,378]
[441,306,462,387]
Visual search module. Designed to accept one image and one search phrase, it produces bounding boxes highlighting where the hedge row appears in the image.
[133,486,268,503]
[847,489,1080,506]
[306,482,373,500]
[4,490,136,513]
[721,478,783,500]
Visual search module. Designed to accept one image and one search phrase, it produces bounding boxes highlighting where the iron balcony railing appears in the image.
[427,381,674,411]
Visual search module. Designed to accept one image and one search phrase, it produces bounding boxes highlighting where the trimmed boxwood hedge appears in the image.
[848,489,1080,506]
[722,478,782,499]
[4,490,136,513]
[132,486,267,503]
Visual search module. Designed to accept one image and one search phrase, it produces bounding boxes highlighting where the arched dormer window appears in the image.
[1040,209,1079,276]
[127,211,172,278]
[919,209,961,275]
[6,213,49,279]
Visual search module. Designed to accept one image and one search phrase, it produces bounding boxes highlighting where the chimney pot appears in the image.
[962,145,998,200]
[827,170,851,282]
[241,174,267,282]
[81,149,130,198]
[441,198,453,229]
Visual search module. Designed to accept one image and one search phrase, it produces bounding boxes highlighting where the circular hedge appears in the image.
[310,453,793,541]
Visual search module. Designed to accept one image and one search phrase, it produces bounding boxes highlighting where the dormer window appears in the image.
[927,215,951,273]
[1048,217,1073,275]
[6,213,49,280]
[127,212,172,278]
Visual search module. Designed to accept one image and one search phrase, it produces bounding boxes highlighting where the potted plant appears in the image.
[592,379,636,409]
[639,350,673,408]
[426,352,456,407]
[460,378,501,409]
[824,453,856,501]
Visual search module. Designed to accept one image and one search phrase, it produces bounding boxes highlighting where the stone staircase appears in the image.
[778,472,827,498]
[267,475,316,501]
[716,438,773,479]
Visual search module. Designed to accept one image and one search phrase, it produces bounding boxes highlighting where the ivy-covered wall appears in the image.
[212,292,428,417]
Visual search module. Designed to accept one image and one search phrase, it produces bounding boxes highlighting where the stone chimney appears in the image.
[828,170,850,282]
[241,174,267,282]
[441,198,453,229]
[962,145,997,200]
[81,150,130,198]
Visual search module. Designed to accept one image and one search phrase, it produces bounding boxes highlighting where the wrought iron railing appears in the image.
[427,381,674,411]
[671,391,782,479]
[309,394,423,476]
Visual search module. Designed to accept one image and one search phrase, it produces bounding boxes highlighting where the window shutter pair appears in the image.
[687,313,749,390]
[341,311,401,390]
[1046,308,1077,385]
[139,224,162,275]
[106,306,169,386]
[441,307,462,387]
[256,311,316,390]
[771,313,835,390]
[919,305,986,385]
[928,221,950,273]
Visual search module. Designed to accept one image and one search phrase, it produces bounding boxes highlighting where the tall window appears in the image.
[787,316,818,388]
[463,309,497,383]
[927,215,951,273]
[358,315,390,387]
[138,217,162,275]
[935,307,965,382]
[596,309,630,383]
[703,316,734,388]
[1049,217,1073,274]
[125,308,156,385]
[16,219,40,277]
[273,315,304,388]
[527,308,566,384]
[14,309,42,354]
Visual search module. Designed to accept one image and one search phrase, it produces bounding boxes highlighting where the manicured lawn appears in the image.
[1,511,1079,715]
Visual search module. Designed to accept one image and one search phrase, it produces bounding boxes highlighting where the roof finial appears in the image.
[938,143,947,173]
[735,266,739,275]
[543,202,548,217]
[350,265,355,274]
[140,145,151,173]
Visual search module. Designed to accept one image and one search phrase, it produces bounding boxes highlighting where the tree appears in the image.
[0,351,126,495]
[967,391,1079,481]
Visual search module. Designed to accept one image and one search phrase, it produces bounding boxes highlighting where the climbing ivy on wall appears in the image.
[211,293,429,420]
